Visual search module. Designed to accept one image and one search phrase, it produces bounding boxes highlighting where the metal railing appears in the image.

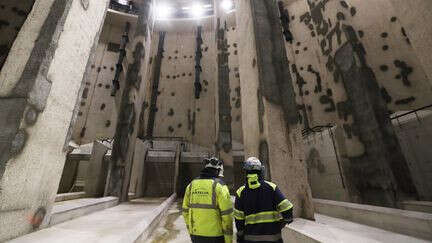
[302,124,334,138]
[391,104,432,121]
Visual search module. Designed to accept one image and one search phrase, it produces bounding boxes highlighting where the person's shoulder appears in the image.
[264,181,277,191]
[214,179,230,193]
[214,178,226,186]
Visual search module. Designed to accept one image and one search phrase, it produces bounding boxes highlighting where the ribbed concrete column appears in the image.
[106,0,153,202]
[236,0,314,219]
[0,0,109,240]
[214,0,235,191]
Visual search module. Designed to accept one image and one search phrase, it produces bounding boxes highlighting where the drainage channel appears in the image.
[149,201,188,243]
[149,200,239,242]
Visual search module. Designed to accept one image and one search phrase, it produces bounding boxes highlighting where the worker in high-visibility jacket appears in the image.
[234,157,294,243]
[182,157,233,243]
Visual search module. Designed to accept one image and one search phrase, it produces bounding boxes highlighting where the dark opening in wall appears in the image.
[0,0,36,72]
[107,42,120,52]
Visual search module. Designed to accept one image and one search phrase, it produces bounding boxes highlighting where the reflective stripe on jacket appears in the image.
[182,178,233,243]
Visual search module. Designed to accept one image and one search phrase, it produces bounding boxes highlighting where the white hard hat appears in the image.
[204,157,224,177]
[244,157,264,171]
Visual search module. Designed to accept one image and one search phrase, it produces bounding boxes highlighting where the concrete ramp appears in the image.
[10,196,176,243]
[148,206,428,243]
[283,214,429,243]
[49,197,118,226]
[313,198,432,240]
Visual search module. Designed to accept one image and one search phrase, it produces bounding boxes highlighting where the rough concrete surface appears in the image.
[9,197,173,243]
[0,0,109,240]
[314,198,432,240]
[85,141,109,197]
[284,214,429,243]
[281,0,428,206]
[236,0,314,219]
[128,139,150,198]
[144,25,217,149]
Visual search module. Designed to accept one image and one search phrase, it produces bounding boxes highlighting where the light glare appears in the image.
[117,0,129,5]
[221,0,233,11]
[190,3,205,18]
[155,4,172,19]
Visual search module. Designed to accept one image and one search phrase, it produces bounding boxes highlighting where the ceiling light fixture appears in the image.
[154,3,172,19]
[116,0,129,5]
[221,0,233,12]
[190,3,205,18]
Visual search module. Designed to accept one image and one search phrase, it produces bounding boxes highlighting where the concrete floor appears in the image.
[9,198,428,243]
[148,202,238,243]
[148,202,190,243]
[149,203,428,243]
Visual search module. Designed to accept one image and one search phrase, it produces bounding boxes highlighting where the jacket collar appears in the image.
[199,167,219,179]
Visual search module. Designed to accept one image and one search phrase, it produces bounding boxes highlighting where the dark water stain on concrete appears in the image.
[151,210,182,243]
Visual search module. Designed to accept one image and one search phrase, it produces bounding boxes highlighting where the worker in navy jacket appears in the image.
[234,157,293,243]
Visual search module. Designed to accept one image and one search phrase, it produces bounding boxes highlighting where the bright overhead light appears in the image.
[154,3,172,19]
[221,0,233,11]
[190,3,205,18]
[117,0,129,5]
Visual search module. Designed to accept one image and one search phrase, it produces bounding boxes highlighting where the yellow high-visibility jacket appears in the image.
[182,178,233,243]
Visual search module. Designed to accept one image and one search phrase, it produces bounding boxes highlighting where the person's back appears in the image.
[182,158,233,243]
[234,158,293,243]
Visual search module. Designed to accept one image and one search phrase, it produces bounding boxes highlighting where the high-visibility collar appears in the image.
[247,174,261,189]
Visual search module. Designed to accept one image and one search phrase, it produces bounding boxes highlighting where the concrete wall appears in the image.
[304,128,350,202]
[307,112,432,201]
[225,16,243,144]
[345,0,432,111]
[285,0,432,129]
[72,17,137,144]
[281,0,431,205]
[283,0,431,157]
[393,111,432,201]
[143,23,217,149]
[85,141,109,197]
[57,159,80,193]
[0,0,36,71]
[389,0,432,84]
[128,139,149,198]
[0,0,109,240]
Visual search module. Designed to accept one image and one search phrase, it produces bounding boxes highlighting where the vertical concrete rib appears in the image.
[146,31,165,137]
